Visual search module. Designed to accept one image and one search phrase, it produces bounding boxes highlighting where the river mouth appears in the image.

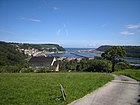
[120,57,140,64]
[49,48,140,64]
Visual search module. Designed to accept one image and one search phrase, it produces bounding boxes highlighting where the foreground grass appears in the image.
[114,69,140,81]
[0,73,113,105]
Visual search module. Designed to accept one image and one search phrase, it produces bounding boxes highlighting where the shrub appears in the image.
[60,59,112,72]
[20,68,30,73]
[0,66,21,73]
[29,66,53,73]
[115,61,130,71]
[84,60,112,72]
[30,67,45,73]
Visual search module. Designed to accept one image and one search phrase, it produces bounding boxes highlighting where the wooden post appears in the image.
[59,84,67,100]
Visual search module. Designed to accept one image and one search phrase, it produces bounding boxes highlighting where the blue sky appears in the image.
[0,0,140,48]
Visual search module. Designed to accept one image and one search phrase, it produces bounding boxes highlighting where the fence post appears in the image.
[59,84,67,100]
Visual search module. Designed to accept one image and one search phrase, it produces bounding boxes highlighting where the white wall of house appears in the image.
[55,64,59,71]
[51,57,56,66]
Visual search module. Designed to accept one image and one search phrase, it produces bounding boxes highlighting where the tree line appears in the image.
[60,59,129,73]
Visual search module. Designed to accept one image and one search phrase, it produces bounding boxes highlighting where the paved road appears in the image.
[68,74,140,105]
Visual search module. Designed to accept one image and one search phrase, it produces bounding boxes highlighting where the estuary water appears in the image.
[50,48,97,58]
[50,48,140,63]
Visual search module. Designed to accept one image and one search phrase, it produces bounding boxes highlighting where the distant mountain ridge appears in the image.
[96,45,140,58]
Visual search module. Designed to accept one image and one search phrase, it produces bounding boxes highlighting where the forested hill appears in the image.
[0,41,65,67]
[96,45,140,58]
[10,42,65,51]
[0,41,27,66]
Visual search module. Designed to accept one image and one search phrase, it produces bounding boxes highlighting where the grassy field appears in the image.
[114,69,140,81]
[0,73,113,105]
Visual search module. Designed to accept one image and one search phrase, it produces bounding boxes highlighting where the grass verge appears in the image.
[0,73,113,105]
[113,69,140,81]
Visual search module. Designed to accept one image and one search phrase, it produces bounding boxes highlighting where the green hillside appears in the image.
[96,45,140,58]
[0,41,65,72]
[10,43,65,51]
[0,41,27,67]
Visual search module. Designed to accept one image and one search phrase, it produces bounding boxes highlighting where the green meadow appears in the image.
[0,73,113,105]
[114,69,140,81]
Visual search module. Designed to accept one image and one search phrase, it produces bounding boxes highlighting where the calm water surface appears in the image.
[50,48,140,63]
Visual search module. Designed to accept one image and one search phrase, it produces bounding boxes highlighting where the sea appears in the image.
[49,48,140,63]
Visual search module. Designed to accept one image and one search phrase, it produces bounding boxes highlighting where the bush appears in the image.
[60,60,78,72]
[115,61,130,71]
[29,66,53,73]
[83,60,112,72]
[20,68,30,73]
[0,66,21,73]
[29,67,44,73]
[60,59,112,72]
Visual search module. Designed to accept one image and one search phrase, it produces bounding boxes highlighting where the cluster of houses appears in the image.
[19,48,58,57]
[17,47,62,72]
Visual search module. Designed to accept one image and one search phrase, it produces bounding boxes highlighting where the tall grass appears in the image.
[0,73,113,105]
[114,69,140,81]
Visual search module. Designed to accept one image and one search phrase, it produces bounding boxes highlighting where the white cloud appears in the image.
[65,29,69,36]
[28,18,41,22]
[52,6,59,10]
[127,23,140,29]
[21,17,41,22]
[63,24,69,36]
[120,31,134,35]
[56,29,61,35]
[120,23,140,35]
[56,23,69,36]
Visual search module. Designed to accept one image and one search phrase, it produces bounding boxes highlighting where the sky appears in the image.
[0,0,140,48]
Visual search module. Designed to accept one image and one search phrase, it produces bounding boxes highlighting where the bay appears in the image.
[49,48,140,63]
[65,48,95,52]
[49,48,97,58]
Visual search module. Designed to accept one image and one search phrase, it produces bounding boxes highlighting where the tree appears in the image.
[101,46,127,72]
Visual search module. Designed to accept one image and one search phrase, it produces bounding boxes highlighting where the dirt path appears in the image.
[68,74,140,105]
